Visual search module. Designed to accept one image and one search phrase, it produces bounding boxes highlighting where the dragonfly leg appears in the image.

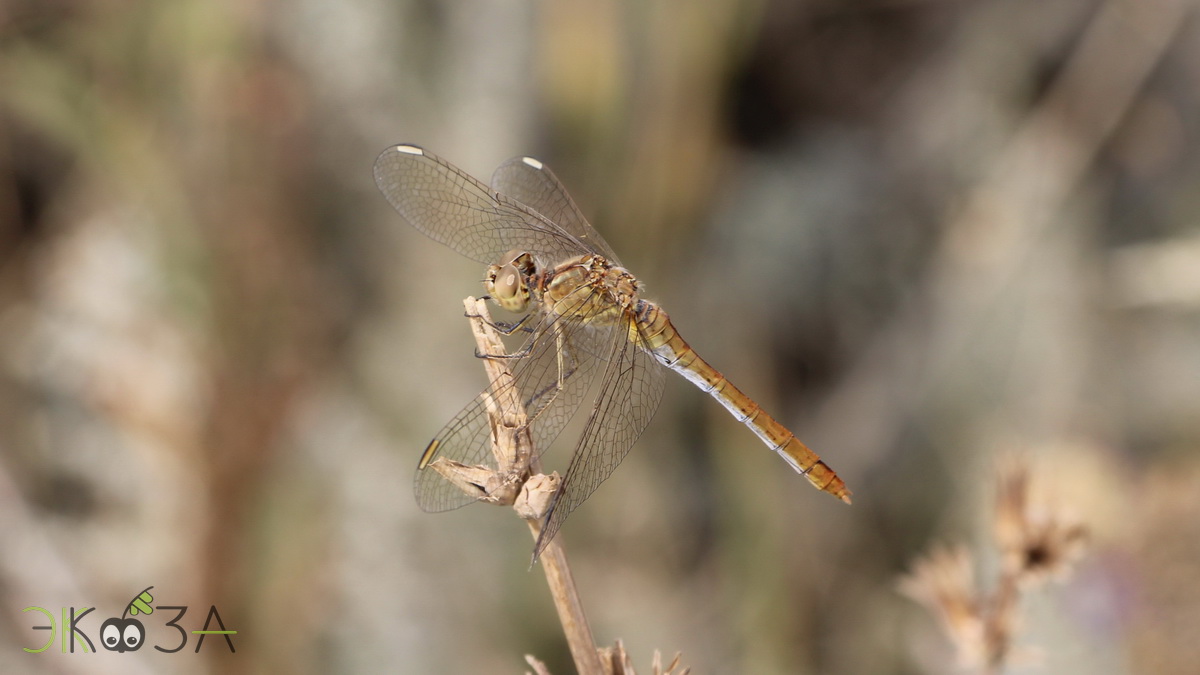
[474,343,534,360]
[466,303,535,336]
[472,313,546,361]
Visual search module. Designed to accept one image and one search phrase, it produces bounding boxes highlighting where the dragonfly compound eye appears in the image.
[487,263,530,312]
[496,265,520,297]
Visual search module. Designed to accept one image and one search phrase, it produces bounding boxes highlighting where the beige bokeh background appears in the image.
[1,1,1197,673]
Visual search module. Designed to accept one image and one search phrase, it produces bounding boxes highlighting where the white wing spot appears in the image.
[395,145,424,155]
[521,157,544,170]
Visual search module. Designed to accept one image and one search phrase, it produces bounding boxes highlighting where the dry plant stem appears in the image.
[528,519,603,675]
[982,573,1019,675]
[463,296,604,675]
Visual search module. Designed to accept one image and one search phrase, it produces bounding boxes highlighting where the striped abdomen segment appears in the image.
[634,300,852,504]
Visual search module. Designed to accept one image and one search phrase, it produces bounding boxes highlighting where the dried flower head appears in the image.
[994,457,1089,586]
[902,455,1091,672]
[899,545,993,667]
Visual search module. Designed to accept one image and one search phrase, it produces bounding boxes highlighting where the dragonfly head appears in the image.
[485,250,536,313]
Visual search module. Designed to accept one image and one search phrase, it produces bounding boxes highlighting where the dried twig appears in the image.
[454,296,689,675]
[459,295,604,675]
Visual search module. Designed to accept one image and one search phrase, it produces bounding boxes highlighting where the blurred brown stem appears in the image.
[462,296,603,675]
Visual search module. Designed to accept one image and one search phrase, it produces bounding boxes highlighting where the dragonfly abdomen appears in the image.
[635,300,852,504]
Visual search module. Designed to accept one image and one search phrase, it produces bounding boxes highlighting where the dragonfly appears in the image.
[374,144,850,558]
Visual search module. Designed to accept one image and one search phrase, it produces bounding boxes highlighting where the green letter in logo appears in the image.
[22,607,54,653]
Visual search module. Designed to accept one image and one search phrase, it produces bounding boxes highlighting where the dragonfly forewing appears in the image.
[490,156,620,263]
[374,145,598,266]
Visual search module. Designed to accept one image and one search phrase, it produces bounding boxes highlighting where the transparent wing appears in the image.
[490,156,620,263]
[533,311,668,558]
[374,144,595,265]
[414,288,612,513]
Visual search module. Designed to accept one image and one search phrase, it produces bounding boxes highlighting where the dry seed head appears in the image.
[994,456,1089,586]
[899,545,989,666]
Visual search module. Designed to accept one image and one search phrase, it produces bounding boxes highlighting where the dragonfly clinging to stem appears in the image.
[374,144,850,559]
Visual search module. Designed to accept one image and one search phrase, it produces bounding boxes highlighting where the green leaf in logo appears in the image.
[126,587,155,617]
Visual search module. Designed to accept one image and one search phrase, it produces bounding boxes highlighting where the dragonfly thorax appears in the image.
[542,254,642,327]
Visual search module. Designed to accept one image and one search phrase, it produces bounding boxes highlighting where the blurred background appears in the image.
[1,0,1198,673]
